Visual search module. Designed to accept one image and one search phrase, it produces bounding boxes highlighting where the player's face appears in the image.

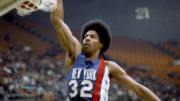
[82,30,103,55]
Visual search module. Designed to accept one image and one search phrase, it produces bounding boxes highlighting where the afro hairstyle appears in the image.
[81,19,111,53]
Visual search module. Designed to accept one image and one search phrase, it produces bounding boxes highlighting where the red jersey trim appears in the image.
[93,56,105,101]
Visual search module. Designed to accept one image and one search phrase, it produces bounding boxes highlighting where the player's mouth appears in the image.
[83,43,90,48]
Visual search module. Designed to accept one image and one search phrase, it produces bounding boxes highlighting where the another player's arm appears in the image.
[108,61,161,101]
[51,0,81,71]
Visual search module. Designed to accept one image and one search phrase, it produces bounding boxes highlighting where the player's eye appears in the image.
[91,35,96,39]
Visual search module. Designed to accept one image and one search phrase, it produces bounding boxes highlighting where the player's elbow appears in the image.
[134,84,149,100]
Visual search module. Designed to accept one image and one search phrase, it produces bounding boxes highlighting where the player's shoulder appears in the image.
[105,60,119,71]
[105,60,119,67]
[105,60,126,74]
[103,55,119,67]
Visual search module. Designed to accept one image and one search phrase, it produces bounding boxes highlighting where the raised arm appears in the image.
[51,0,81,71]
[107,61,161,101]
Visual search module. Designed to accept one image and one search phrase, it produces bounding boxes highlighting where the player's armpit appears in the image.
[65,52,75,73]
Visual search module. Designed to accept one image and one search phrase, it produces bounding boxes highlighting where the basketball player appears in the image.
[51,0,161,101]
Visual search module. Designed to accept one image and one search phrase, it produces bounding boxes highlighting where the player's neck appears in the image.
[85,51,100,61]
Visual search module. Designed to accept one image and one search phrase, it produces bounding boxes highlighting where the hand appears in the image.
[39,0,57,12]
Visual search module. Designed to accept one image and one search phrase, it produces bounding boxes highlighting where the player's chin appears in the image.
[82,47,91,54]
[82,47,87,53]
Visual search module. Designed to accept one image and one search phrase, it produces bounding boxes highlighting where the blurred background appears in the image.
[0,0,180,101]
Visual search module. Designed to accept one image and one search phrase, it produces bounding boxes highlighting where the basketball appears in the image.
[38,0,57,12]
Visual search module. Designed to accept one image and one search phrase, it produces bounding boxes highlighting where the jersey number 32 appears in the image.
[69,80,93,98]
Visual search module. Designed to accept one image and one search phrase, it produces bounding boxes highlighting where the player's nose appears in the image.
[84,36,91,42]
